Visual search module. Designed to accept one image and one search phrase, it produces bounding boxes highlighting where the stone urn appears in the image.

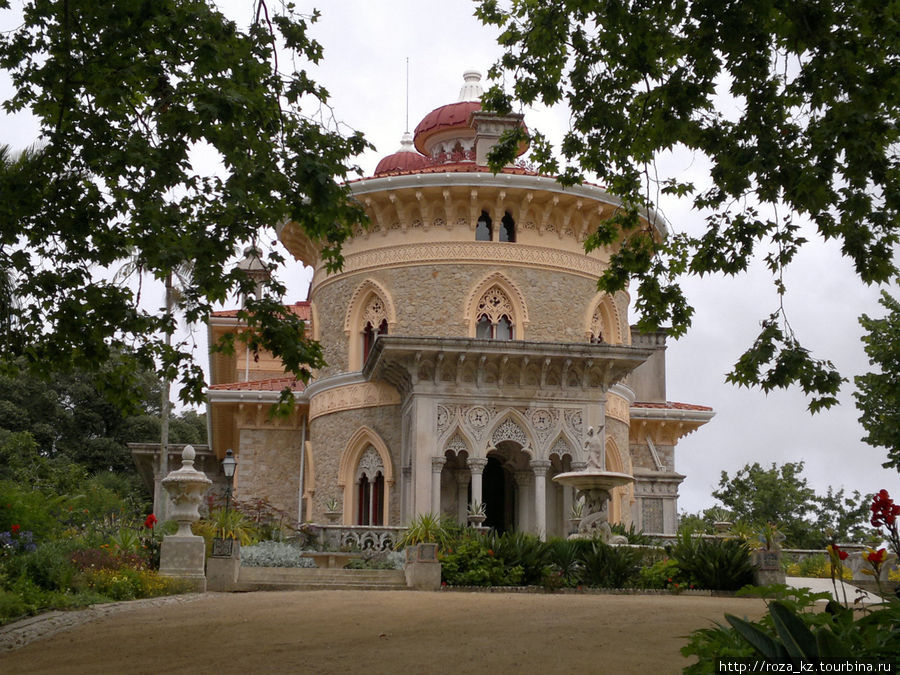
[324,510,342,524]
[159,445,212,591]
[467,513,487,527]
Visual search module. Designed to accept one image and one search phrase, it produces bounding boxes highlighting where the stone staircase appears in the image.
[234,566,409,592]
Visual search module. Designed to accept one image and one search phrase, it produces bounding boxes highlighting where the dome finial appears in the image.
[458,70,483,102]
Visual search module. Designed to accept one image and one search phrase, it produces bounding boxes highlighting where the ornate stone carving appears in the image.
[362,294,387,329]
[314,242,606,289]
[606,394,630,423]
[436,405,450,433]
[549,435,574,458]
[467,406,491,430]
[590,305,604,343]
[445,433,469,455]
[309,381,401,420]
[491,418,528,448]
[356,446,383,481]
[476,286,514,323]
[565,409,584,434]
[531,409,552,431]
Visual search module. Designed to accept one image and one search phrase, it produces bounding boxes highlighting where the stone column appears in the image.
[468,457,488,508]
[455,470,470,524]
[530,460,551,540]
[430,456,446,515]
[515,470,534,533]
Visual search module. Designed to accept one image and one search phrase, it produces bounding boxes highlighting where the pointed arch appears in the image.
[464,272,529,339]
[584,292,623,345]
[547,429,580,463]
[344,279,397,370]
[483,409,534,458]
[605,437,626,524]
[338,426,394,526]
[439,423,476,458]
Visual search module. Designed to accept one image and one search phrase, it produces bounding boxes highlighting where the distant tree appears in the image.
[0,1,369,409]
[710,461,871,547]
[855,290,900,471]
[476,0,898,411]
[713,462,817,547]
[0,357,205,475]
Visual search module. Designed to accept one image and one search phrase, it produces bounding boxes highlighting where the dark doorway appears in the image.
[483,455,512,532]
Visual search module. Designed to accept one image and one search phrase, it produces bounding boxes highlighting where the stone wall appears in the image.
[308,404,403,524]
[312,263,615,378]
[236,428,303,522]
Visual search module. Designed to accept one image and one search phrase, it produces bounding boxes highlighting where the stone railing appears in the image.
[314,525,407,552]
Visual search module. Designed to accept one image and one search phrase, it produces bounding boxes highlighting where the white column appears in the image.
[515,470,533,532]
[468,457,487,507]
[530,460,551,540]
[455,471,470,524]
[430,456,446,515]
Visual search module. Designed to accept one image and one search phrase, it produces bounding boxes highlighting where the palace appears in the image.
[200,71,712,538]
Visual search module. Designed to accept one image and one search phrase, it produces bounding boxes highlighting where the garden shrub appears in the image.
[545,538,583,587]
[441,537,523,586]
[669,534,755,591]
[241,541,315,568]
[486,531,548,585]
[578,540,642,588]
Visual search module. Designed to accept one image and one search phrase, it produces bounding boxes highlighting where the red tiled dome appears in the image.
[413,100,481,154]
[374,149,429,175]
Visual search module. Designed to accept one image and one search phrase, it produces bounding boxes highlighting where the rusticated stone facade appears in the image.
[308,404,402,525]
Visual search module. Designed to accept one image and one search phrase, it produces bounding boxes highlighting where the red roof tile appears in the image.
[208,376,306,392]
[211,301,311,321]
[632,401,713,412]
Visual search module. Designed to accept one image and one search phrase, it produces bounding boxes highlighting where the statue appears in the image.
[584,425,605,471]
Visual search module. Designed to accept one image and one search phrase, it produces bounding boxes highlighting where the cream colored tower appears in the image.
[205,72,713,537]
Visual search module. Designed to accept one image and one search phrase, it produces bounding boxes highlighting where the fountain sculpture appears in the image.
[552,425,634,545]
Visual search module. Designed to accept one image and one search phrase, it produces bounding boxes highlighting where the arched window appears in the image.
[500,211,516,242]
[475,210,492,241]
[361,296,388,362]
[475,286,515,340]
[356,446,385,526]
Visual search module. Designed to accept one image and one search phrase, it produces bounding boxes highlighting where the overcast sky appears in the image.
[1,0,897,513]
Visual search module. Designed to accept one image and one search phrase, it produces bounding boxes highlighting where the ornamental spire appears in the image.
[457,70,483,102]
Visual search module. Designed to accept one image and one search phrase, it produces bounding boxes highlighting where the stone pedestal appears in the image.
[158,445,212,591]
[752,549,785,586]
[404,543,441,590]
[160,536,208,592]
[206,539,241,592]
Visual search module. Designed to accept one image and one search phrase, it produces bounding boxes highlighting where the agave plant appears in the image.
[396,513,453,550]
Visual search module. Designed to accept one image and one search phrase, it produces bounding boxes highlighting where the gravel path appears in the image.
[0,590,768,674]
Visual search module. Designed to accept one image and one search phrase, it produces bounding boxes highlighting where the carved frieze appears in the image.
[309,381,401,420]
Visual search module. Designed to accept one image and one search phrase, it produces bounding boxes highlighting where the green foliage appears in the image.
[0,1,370,408]
[609,521,651,545]
[240,541,315,569]
[477,0,899,410]
[636,558,684,590]
[483,531,548,585]
[396,513,454,549]
[193,508,257,547]
[855,291,900,471]
[669,533,755,591]
[440,536,523,586]
[578,539,642,589]
[545,538,583,586]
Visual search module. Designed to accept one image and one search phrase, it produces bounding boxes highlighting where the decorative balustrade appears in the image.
[312,525,407,552]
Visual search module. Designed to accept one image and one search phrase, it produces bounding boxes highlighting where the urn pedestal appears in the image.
[159,445,212,591]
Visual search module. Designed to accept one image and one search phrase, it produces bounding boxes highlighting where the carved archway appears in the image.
[344,279,397,370]
[584,293,623,345]
[464,272,529,339]
[338,426,394,525]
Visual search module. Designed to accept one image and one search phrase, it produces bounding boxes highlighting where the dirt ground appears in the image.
[0,590,768,674]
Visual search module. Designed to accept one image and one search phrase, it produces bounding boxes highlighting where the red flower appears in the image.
[11,524,20,534]
[144,514,158,529]
[864,548,888,564]
[487,549,494,556]
[871,489,900,527]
